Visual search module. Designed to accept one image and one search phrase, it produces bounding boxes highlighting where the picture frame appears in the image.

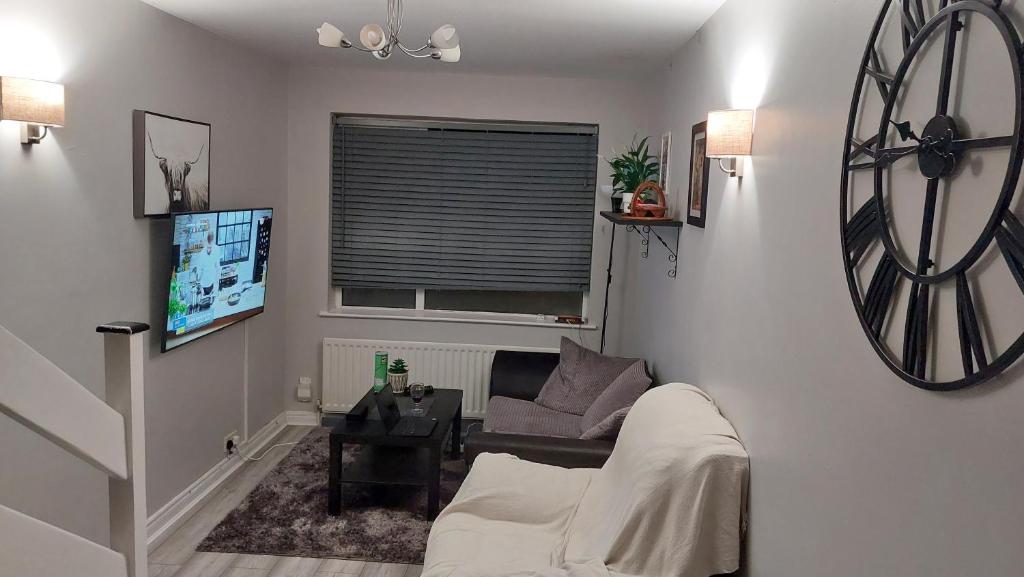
[687,121,710,228]
[133,110,211,218]
[658,131,672,192]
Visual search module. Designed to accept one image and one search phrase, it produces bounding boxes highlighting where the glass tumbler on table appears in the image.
[409,382,426,416]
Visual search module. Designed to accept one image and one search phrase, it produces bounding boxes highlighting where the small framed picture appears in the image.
[687,121,710,228]
[658,132,672,192]
[133,110,211,218]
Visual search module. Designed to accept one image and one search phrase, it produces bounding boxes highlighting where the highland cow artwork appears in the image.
[134,110,211,218]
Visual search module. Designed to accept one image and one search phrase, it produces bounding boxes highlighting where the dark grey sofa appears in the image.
[464,350,616,469]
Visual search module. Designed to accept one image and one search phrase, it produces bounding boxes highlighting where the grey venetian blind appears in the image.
[331,117,598,291]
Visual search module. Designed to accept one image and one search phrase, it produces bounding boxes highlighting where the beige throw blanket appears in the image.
[424,384,749,577]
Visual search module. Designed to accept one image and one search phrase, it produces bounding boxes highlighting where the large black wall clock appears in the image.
[841,0,1024,391]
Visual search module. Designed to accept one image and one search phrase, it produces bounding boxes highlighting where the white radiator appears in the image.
[322,339,557,418]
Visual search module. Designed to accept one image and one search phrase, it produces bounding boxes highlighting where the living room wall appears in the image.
[0,0,288,544]
[283,65,656,412]
[620,0,1024,575]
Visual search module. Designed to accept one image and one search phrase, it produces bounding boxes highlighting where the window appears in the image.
[217,210,251,265]
[330,116,598,318]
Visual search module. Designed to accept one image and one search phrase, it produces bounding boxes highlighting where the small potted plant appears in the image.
[607,136,660,213]
[388,358,409,393]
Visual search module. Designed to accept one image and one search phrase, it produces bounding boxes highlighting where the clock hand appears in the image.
[880,145,920,163]
[951,135,1015,153]
[847,144,919,170]
[890,119,921,143]
[862,119,958,170]
[847,120,922,171]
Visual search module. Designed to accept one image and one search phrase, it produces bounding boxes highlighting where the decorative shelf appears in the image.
[599,211,684,228]
[599,212,682,278]
[598,211,683,353]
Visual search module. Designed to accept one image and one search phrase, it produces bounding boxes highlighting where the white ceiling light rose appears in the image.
[314,0,461,64]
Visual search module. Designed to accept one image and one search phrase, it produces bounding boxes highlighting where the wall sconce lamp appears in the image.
[707,109,754,178]
[0,77,65,145]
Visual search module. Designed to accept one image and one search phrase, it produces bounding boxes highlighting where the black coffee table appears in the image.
[328,388,463,520]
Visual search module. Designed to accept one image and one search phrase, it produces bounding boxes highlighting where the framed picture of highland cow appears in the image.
[133,110,211,218]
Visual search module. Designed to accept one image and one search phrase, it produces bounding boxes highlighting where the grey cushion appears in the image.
[580,360,651,433]
[534,337,637,416]
[483,396,582,438]
[580,405,632,440]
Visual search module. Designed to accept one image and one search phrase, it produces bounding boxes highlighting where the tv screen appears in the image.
[163,208,274,352]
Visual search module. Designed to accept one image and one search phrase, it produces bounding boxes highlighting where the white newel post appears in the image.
[98,322,150,577]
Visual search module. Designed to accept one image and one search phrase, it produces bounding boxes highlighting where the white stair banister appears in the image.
[0,321,150,577]
[0,325,128,479]
[0,504,129,577]
[99,322,150,577]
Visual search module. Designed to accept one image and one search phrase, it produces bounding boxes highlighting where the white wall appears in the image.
[283,65,655,411]
[621,1,1024,575]
[0,0,288,543]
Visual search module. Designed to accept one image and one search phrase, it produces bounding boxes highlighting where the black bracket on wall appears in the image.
[625,224,679,278]
[598,212,683,353]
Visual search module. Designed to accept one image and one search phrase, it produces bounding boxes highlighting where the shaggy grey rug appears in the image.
[197,428,467,564]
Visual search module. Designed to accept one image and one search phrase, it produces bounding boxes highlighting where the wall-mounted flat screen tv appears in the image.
[163,208,274,352]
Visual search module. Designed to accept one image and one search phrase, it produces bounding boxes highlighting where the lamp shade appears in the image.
[706,109,754,158]
[437,45,461,63]
[360,24,387,50]
[0,77,65,126]
[317,22,347,48]
[431,25,460,49]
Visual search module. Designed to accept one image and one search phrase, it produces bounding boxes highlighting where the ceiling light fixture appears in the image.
[316,0,461,63]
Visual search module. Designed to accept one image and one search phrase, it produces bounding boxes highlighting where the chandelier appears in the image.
[316,0,461,63]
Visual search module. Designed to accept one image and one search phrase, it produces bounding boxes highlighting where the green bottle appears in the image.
[373,351,388,392]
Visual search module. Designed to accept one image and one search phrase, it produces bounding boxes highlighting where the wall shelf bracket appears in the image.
[625,224,679,278]
[598,211,683,353]
[650,227,680,278]
[625,224,651,259]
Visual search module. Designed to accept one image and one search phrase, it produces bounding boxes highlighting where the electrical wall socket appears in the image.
[223,430,239,454]
[297,377,313,402]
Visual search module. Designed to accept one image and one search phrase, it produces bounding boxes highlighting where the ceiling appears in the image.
[140,0,726,78]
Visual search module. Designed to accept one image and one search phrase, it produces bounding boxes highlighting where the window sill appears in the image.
[319,308,598,330]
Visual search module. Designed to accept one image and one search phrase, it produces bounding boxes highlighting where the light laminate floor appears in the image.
[149,425,424,577]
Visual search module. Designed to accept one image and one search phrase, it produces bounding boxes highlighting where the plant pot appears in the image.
[388,371,409,393]
[622,193,634,214]
[611,196,624,213]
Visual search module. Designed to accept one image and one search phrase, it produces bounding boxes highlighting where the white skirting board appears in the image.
[146,412,289,551]
[285,410,320,426]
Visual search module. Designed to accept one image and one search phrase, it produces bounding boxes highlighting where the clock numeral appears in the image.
[900,0,925,48]
[849,134,879,164]
[955,272,988,376]
[903,282,929,379]
[867,48,893,102]
[845,198,880,267]
[863,254,901,338]
[912,0,927,27]
[996,212,1024,295]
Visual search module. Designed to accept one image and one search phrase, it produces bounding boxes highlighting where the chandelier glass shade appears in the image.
[316,0,461,63]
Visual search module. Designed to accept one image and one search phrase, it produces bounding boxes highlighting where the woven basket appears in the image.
[628,181,669,219]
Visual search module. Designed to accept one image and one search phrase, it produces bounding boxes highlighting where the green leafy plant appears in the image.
[389,358,408,374]
[607,136,660,200]
[168,276,188,318]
